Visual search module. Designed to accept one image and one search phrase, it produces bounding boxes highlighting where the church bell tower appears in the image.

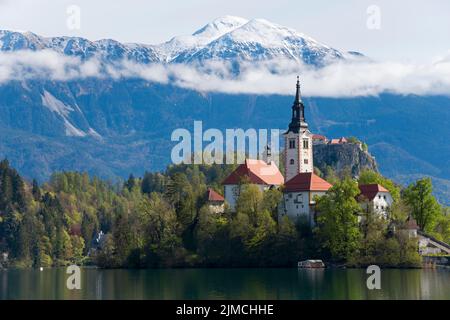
[284,76,313,182]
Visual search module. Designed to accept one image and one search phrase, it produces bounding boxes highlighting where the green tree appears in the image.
[403,178,440,232]
[262,188,283,221]
[432,212,450,243]
[139,193,182,267]
[235,184,263,225]
[315,178,362,262]
[141,172,166,194]
[124,174,136,191]
[195,205,230,265]
[32,179,41,201]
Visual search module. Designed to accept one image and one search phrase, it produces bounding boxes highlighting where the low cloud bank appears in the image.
[1,49,450,97]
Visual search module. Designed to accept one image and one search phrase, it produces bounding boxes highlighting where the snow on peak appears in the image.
[157,15,248,61]
[224,18,326,48]
[192,15,248,38]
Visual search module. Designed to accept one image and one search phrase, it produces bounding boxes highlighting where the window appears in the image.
[383,195,386,200]
[303,139,309,149]
[381,206,384,210]
[290,159,295,165]
[378,195,381,199]
[304,159,308,164]
[289,139,296,149]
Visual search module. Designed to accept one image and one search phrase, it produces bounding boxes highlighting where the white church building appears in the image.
[222,77,392,226]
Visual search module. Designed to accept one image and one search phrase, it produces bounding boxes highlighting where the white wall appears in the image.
[281,190,326,226]
[284,129,313,182]
[371,191,393,217]
[224,184,239,211]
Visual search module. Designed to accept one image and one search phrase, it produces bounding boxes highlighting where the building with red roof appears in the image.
[206,188,225,202]
[312,134,328,145]
[222,159,284,211]
[329,137,348,145]
[205,188,225,213]
[357,183,393,218]
[281,172,333,226]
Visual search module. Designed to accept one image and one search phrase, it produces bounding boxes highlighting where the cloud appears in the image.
[1,49,450,97]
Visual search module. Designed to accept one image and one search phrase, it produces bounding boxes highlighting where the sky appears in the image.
[0,0,449,63]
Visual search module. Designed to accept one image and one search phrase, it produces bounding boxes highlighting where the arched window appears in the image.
[290,159,295,165]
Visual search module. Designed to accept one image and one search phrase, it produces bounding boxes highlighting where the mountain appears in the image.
[0,16,357,67]
[168,17,346,66]
[0,17,449,204]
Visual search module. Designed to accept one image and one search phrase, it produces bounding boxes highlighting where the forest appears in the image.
[0,158,449,269]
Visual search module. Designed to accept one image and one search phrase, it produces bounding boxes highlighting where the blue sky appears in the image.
[0,0,449,62]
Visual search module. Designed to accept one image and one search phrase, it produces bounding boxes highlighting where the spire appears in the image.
[286,76,307,134]
[295,75,302,103]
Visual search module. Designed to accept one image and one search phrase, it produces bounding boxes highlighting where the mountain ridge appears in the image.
[0,16,363,67]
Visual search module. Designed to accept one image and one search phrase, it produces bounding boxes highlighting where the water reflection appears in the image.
[0,268,448,300]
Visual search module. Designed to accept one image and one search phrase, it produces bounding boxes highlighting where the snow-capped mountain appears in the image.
[0,30,160,63]
[171,18,345,66]
[0,16,360,67]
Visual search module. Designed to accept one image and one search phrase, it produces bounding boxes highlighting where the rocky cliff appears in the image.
[313,143,378,177]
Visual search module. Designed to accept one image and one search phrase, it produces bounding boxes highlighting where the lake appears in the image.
[0,268,449,300]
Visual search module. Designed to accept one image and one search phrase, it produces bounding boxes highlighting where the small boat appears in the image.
[298,259,325,268]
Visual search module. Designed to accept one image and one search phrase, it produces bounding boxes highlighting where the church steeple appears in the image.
[287,76,307,134]
[283,76,313,181]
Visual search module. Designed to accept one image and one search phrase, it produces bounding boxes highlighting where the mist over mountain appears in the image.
[0,16,449,204]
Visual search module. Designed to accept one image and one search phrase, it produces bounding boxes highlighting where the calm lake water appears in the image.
[0,268,449,300]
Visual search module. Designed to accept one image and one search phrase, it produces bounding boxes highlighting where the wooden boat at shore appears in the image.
[298,259,325,268]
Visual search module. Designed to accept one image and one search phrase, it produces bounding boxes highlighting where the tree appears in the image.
[71,235,85,264]
[141,172,166,194]
[95,233,119,268]
[271,216,299,265]
[124,174,136,191]
[139,193,182,267]
[262,188,283,221]
[432,209,450,243]
[353,208,389,266]
[195,205,230,265]
[315,178,362,262]
[388,198,410,225]
[235,184,263,225]
[403,178,440,232]
[32,179,41,201]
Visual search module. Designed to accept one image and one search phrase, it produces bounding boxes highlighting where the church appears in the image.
[222,76,334,225]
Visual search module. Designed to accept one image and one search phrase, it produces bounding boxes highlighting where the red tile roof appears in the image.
[312,134,327,141]
[207,188,224,202]
[284,172,333,192]
[222,159,284,185]
[358,184,389,201]
[329,137,348,144]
